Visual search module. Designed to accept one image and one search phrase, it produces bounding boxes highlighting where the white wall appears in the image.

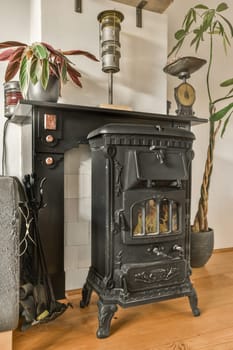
[166,0,233,248]
[30,0,42,42]
[40,0,167,112]
[0,0,30,176]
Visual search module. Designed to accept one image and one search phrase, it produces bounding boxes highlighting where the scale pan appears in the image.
[163,56,207,78]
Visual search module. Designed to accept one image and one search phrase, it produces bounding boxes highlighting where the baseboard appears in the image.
[213,247,233,254]
[65,289,82,297]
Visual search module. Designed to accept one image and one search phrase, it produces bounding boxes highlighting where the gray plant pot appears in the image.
[27,75,59,102]
[190,228,214,268]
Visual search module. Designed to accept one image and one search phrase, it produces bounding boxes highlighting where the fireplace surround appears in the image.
[13,101,206,303]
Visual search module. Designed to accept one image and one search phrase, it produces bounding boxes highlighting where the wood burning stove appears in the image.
[80,123,200,338]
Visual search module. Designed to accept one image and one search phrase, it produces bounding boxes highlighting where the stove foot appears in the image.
[188,288,200,317]
[80,282,93,308]
[96,300,118,338]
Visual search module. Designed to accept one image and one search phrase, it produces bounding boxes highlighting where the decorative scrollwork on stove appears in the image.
[114,159,123,196]
[134,266,179,284]
[97,301,118,338]
[87,267,105,291]
[113,210,128,234]
[102,145,117,159]
[102,276,115,290]
[112,222,120,235]
[115,250,123,268]
[107,146,117,158]
[186,149,195,168]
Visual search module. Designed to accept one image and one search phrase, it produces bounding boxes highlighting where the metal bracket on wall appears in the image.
[74,0,82,12]
[136,0,148,27]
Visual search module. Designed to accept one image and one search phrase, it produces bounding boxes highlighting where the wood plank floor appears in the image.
[13,250,233,350]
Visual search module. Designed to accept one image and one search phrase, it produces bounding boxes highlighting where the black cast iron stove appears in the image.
[80,122,200,338]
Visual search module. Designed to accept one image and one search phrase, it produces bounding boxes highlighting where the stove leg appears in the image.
[80,282,93,308]
[188,287,201,317]
[96,300,118,338]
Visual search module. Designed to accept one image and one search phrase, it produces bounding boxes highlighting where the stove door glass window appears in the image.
[172,202,179,232]
[132,198,180,237]
[160,199,169,233]
[145,199,158,235]
[133,203,145,235]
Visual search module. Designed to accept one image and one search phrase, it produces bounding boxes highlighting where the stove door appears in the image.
[121,189,185,245]
[119,189,188,293]
[122,259,187,292]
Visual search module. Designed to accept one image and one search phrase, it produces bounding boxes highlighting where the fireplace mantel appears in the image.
[11,100,207,298]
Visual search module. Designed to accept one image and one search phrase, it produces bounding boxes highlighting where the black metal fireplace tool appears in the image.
[19,174,70,330]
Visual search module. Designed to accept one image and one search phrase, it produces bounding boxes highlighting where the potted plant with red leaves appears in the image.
[0,41,98,101]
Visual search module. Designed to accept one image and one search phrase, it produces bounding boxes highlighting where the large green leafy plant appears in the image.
[169,2,233,232]
[0,41,98,97]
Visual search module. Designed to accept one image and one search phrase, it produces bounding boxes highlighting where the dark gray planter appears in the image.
[27,75,59,102]
[190,228,214,268]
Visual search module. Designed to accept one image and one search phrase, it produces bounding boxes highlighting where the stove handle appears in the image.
[147,246,169,258]
[152,247,168,257]
[172,244,184,257]
[149,146,166,164]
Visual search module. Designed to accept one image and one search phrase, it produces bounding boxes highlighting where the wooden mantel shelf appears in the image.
[111,0,174,14]
[74,1,174,26]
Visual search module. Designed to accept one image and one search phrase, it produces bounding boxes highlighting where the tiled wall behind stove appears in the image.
[64,145,91,290]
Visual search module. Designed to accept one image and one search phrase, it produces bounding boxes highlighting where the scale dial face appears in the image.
[175,82,196,107]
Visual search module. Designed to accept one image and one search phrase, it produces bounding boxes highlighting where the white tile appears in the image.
[64,174,91,199]
[63,145,92,291]
[64,145,91,175]
[64,147,81,175]
[64,246,79,269]
[65,268,89,290]
[79,152,91,175]
[64,198,92,222]
[64,221,90,246]
[77,174,91,198]
[64,198,79,222]
[77,198,92,221]
[77,245,91,268]
[64,174,79,198]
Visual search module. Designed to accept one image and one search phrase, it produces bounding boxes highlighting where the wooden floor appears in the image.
[13,250,233,350]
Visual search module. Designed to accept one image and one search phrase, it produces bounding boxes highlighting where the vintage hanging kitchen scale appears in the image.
[163,56,207,116]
